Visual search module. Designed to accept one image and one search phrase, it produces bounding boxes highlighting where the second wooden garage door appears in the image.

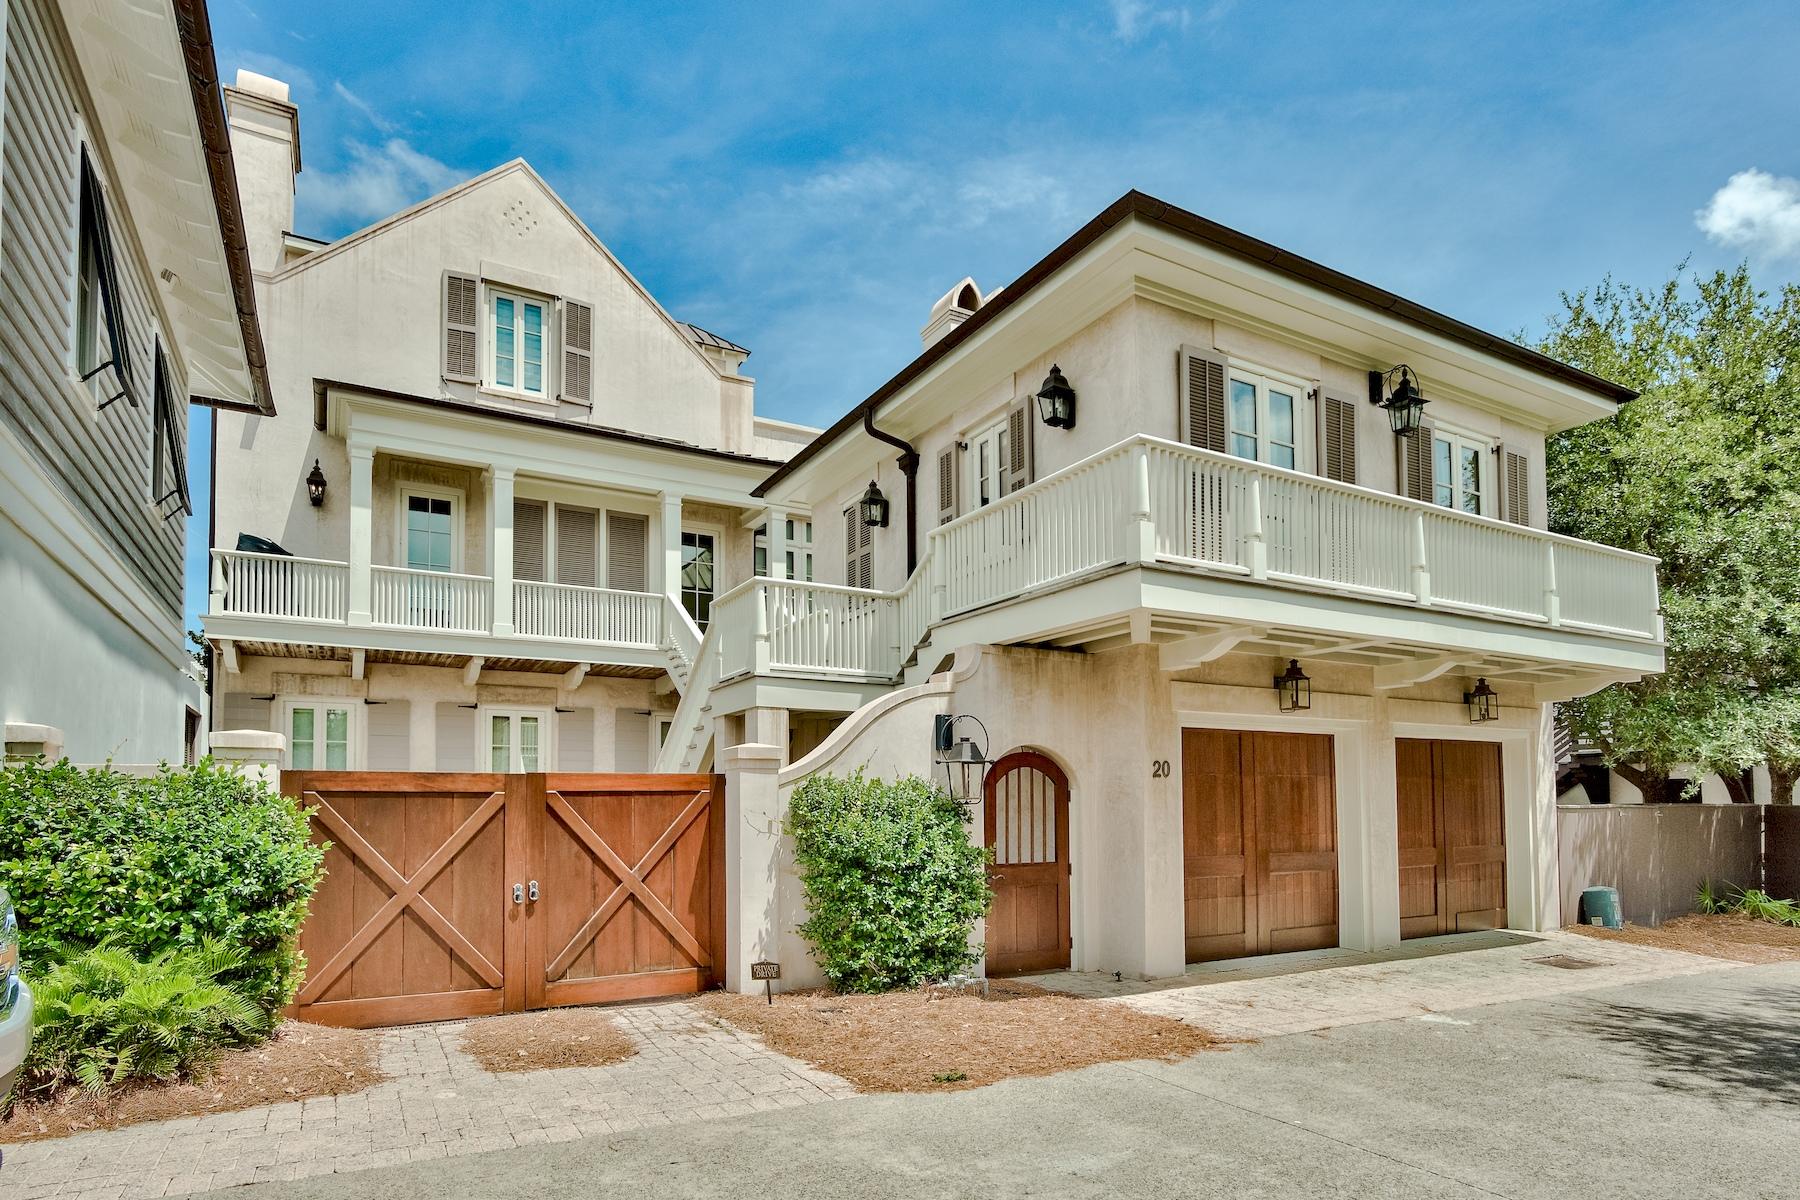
[1182,730,1338,962]
[1397,739,1506,937]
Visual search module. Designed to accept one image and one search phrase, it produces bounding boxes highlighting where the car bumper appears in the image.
[0,978,34,1102]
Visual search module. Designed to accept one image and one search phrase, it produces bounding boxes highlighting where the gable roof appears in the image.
[753,190,1636,498]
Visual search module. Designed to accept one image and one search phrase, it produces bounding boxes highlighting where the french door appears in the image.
[486,708,550,773]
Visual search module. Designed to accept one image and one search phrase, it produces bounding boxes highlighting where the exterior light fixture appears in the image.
[1465,677,1499,723]
[1369,364,1428,437]
[305,459,328,507]
[934,713,991,814]
[1273,659,1312,713]
[858,479,890,528]
[1035,363,1077,430]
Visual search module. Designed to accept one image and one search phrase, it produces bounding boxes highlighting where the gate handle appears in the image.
[528,880,540,902]
[512,883,524,904]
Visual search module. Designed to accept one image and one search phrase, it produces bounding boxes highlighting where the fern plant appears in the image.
[1695,878,1732,915]
[1734,889,1800,928]
[24,940,267,1098]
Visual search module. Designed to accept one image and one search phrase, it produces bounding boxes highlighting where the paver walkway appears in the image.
[3,1001,854,1200]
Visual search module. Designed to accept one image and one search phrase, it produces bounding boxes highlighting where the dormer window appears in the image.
[490,288,547,398]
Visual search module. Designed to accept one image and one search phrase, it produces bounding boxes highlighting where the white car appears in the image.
[0,885,30,1106]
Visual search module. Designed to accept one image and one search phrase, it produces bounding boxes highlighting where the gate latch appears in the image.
[512,883,524,904]
[528,880,540,902]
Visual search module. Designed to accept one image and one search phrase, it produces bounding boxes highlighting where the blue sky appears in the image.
[184,0,1800,630]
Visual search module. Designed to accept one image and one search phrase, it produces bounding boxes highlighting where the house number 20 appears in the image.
[1151,760,1171,778]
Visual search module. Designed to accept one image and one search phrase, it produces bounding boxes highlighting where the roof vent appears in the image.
[921,277,984,349]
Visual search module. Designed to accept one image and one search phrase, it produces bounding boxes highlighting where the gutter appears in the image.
[862,408,919,577]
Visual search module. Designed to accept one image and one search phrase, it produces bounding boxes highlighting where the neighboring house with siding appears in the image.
[202,72,814,773]
[0,0,269,764]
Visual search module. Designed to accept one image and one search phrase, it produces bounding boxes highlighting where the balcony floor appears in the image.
[227,639,669,678]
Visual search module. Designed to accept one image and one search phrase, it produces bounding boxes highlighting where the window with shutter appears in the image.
[605,511,649,592]
[1400,422,1436,503]
[1001,398,1034,495]
[562,299,594,403]
[1321,393,1357,485]
[513,499,547,581]
[1503,447,1530,525]
[151,344,190,517]
[555,506,598,587]
[443,273,479,382]
[1178,347,1228,453]
[936,446,958,525]
[844,506,873,589]
[78,147,135,408]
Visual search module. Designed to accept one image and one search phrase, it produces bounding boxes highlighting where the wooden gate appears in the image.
[1397,739,1506,937]
[983,752,1072,975]
[286,771,724,1028]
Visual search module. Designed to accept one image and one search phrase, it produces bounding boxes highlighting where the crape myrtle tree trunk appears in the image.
[1535,267,1800,803]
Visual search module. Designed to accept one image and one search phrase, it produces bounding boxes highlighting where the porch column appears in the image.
[764,506,788,580]
[657,491,684,611]
[1355,693,1403,950]
[346,443,374,626]
[489,466,516,637]
[720,740,786,993]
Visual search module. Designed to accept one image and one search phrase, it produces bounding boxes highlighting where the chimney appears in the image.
[921,277,984,349]
[223,70,301,274]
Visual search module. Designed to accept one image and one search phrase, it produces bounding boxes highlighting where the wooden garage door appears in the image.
[1397,740,1506,938]
[287,771,723,1028]
[1182,730,1338,962]
[984,752,1071,976]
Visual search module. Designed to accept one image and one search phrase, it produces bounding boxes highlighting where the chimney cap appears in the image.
[232,69,291,104]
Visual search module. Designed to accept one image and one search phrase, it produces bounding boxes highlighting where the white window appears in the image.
[754,519,814,581]
[283,701,359,771]
[966,419,1009,509]
[403,490,459,573]
[486,708,550,773]
[75,221,101,378]
[489,288,548,398]
[1226,368,1305,470]
[1432,429,1491,515]
[681,529,717,627]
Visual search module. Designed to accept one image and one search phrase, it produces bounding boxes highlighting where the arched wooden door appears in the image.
[983,752,1071,975]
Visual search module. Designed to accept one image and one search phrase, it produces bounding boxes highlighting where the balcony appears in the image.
[206,550,694,676]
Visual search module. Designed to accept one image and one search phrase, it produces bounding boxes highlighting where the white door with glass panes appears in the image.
[1226,369,1307,470]
[285,701,356,771]
[403,491,459,627]
[1432,429,1490,515]
[485,708,550,773]
[966,420,1009,509]
[755,518,814,581]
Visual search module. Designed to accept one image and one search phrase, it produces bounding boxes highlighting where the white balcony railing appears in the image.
[514,580,663,647]
[371,565,491,633]
[209,550,349,623]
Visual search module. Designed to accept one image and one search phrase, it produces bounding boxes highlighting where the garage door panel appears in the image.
[1397,740,1505,939]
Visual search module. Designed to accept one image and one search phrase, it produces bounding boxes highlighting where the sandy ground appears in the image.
[455,1006,637,1073]
[1566,911,1800,963]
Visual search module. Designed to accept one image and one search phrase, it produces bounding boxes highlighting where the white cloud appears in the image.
[1696,169,1800,261]
[332,81,398,135]
[1108,0,1191,42]
[297,139,462,230]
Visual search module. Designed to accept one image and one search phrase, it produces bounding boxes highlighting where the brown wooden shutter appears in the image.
[936,445,959,526]
[561,299,593,403]
[605,511,649,592]
[1000,397,1035,495]
[513,499,547,581]
[1502,445,1530,525]
[443,273,479,382]
[1400,423,1435,503]
[844,506,872,588]
[1321,393,1358,485]
[555,505,598,586]
[1178,347,1228,452]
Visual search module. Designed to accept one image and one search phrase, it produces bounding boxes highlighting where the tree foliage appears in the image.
[1537,266,1800,802]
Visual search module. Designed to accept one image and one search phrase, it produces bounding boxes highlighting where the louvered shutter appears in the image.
[365,701,411,770]
[1321,393,1358,484]
[1501,445,1530,525]
[844,506,872,588]
[556,506,598,586]
[606,511,648,592]
[557,709,595,771]
[612,709,650,771]
[562,299,593,403]
[435,703,475,771]
[1400,423,1435,503]
[936,445,959,526]
[219,693,272,733]
[999,398,1035,495]
[513,499,547,581]
[443,273,479,382]
[1178,347,1228,452]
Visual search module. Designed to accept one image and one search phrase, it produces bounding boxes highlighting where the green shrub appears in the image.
[786,771,991,993]
[0,760,325,1012]
[1693,881,1800,926]
[23,941,266,1098]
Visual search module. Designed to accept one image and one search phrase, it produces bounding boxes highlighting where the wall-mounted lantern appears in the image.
[934,713,991,812]
[1464,677,1499,723]
[1369,364,1428,437]
[1274,659,1312,713]
[306,459,328,507]
[858,479,890,528]
[1035,363,1077,430]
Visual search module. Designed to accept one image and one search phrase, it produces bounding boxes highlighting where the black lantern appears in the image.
[1035,363,1077,430]
[1464,677,1499,724]
[305,459,327,507]
[858,479,890,528]
[1369,365,1428,437]
[1273,659,1312,713]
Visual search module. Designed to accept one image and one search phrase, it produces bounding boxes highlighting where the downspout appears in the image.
[862,408,919,577]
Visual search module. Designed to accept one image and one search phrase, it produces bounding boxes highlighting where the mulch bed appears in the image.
[1567,912,1800,964]
[696,978,1220,1092]
[457,1007,637,1073]
[0,1021,386,1144]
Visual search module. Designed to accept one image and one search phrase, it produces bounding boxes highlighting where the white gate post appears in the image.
[210,730,286,789]
[720,741,785,994]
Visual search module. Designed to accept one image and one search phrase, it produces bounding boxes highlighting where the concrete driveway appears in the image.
[166,956,1796,1200]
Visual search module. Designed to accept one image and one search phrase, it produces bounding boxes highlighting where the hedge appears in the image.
[0,760,325,1013]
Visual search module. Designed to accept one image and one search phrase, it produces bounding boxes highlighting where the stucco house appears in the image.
[1,0,269,765]
[202,72,816,775]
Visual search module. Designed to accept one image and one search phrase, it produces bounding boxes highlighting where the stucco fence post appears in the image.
[208,729,287,789]
[720,740,785,994]
[3,722,66,764]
